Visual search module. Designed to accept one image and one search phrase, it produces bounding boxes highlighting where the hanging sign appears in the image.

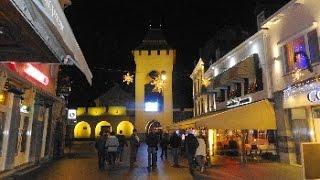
[227,96,252,108]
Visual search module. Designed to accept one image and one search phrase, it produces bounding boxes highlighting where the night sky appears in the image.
[63,0,289,108]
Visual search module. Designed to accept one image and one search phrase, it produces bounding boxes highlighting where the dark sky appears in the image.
[64,0,289,108]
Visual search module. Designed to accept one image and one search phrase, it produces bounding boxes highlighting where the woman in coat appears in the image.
[195,133,207,173]
[105,131,119,167]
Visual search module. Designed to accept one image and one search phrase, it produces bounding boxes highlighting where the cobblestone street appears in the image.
[10,141,304,180]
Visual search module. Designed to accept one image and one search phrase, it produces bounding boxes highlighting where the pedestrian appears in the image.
[129,129,140,167]
[95,131,107,170]
[160,132,169,159]
[105,131,119,168]
[185,129,199,175]
[169,131,182,167]
[195,133,207,173]
[145,127,159,171]
[116,130,127,162]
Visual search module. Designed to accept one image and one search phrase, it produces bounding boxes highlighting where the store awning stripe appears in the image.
[195,99,277,130]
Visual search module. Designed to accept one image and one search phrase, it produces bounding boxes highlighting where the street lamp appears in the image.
[160,71,167,81]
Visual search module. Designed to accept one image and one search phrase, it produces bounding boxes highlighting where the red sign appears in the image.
[24,63,49,86]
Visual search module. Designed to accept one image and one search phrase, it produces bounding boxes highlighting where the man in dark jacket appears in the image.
[129,129,139,167]
[116,130,127,162]
[160,132,169,159]
[145,128,159,170]
[185,130,199,174]
[95,131,107,170]
[169,132,182,167]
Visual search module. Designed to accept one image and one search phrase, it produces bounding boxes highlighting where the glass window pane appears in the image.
[307,29,320,63]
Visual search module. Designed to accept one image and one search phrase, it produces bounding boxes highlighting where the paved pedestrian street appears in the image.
[14,142,193,180]
[12,141,303,180]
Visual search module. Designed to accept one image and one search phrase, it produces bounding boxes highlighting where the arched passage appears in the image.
[117,121,134,137]
[95,121,112,137]
[74,121,91,138]
[145,120,162,133]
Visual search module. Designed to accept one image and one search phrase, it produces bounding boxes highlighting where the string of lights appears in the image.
[283,76,320,99]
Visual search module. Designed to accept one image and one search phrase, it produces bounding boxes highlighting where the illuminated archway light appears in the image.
[74,121,91,138]
[117,121,134,137]
[24,63,49,86]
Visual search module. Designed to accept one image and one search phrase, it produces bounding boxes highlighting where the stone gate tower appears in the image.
[132,28,175,134]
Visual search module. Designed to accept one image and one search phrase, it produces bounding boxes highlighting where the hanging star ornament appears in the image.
[123,72,134,85]
[151,76,166,93]
[292,68,303,82]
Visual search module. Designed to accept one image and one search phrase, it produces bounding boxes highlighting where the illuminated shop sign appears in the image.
[68,109,77,119]
[307,90,320,102]
[227,97,252,108]
[24,64,49,86]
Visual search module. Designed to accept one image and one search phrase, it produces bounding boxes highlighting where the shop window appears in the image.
[0,112,5,156]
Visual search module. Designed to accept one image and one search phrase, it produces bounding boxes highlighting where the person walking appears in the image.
[116,130,127,162]
[195,133,207,173]
[160,132,169,159]
[105,131,119,168]
[129,129,140,167]
[145,128,159,171]
[169,131,182,167]
[95,131,107,170]
[185,130,199,175]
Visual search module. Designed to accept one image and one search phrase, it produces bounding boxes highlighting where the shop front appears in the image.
[282,79,320,164]
[196,100,278,161]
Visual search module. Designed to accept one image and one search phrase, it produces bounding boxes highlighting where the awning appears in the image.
[196,100,277,130]
[169,119,196,131]
[30,0,93,85]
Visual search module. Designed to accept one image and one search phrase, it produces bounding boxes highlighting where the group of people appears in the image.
[146,128,208,174]
[95,127,208,175]
[95,129,140,170]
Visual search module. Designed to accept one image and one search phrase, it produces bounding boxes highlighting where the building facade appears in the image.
[69,84,135,139]
[0,0,91,175]
[133,28,175,135]
[262,0,320,165]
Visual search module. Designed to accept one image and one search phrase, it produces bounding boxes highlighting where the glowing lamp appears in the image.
[145,102,159,112]
[0,93,5,104]
[24,64,49,86]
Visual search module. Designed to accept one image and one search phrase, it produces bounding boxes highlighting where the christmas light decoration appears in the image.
[283,76,320,99]
[123,72,134,85]
[292,67,303,82]
[151,75,166,93]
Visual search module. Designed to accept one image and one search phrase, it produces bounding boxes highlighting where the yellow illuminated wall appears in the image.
[95,121,112,137]
[108,106,126,116]
[74,121,91,138]
[77,107,86,116]
[88,107,106,116]
[208,129,217,156]
[117,121,134,137]
[133,49,175,133]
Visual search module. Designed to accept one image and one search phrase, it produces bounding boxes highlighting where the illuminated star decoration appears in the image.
[292,68,303,82]
[151,75,165,93]
[123,72,134,85]
[202,78,210,87]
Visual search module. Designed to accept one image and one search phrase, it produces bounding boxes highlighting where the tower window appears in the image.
[148,50,151,55]
[157,50,160,55]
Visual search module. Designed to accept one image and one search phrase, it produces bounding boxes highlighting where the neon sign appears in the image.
[227,96,252,108]
[24,64,49,86]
